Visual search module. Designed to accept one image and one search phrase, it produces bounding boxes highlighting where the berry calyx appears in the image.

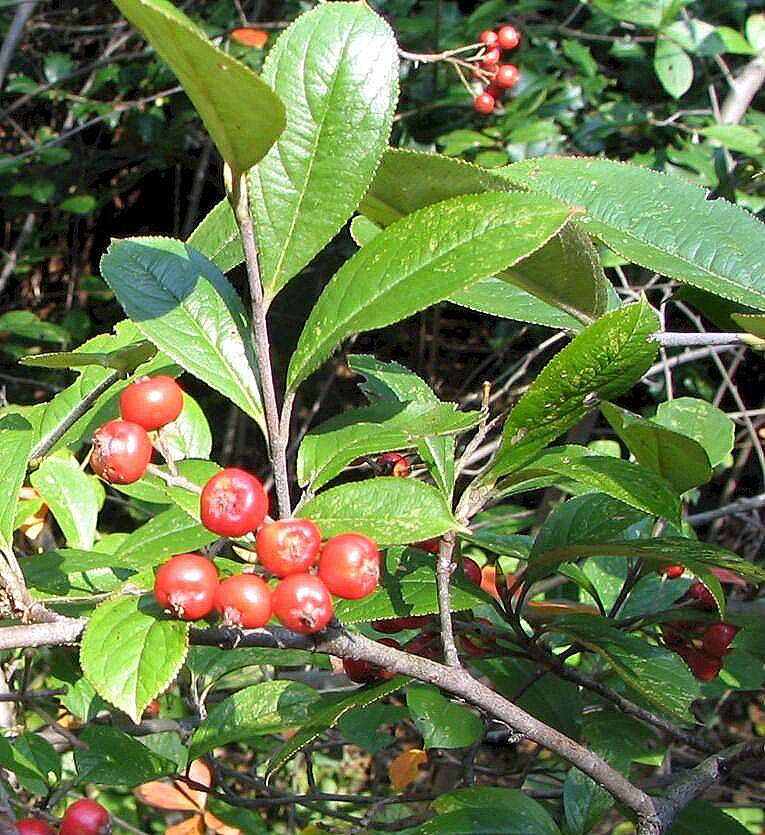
[702,623,738,657]
[154,553,219,621]
[473,92,496,114]
[16,821,57,835]
[272,573,333,634]
[684,649,723,681]
[375,452,411,477]
[660,564,685,579]
[689,581,716,610]
[479,30,499,47]
[200,468,268,538]
[462,557,482,586]
[90,420,152,484]
[119,375,184,430]
[494,64,520,88]
[318,533,380,600]
[497,24,521,50]
[214,573,272,628]
[256,518,321,577]
[373,615,433,633]
[342,638,400,683]
[60,799,111,835]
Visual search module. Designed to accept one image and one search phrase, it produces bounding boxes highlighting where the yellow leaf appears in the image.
[389,748,427,791]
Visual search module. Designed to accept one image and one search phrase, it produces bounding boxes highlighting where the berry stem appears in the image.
[227,168,292,519]
[397,42,482,63]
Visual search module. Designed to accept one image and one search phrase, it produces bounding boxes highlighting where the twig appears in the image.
[685,493,765,526]
[436,532,460,667]
[720,57,765,125]
[0,211,34,297]
[227,170,292,518]
[28,370,121,464]
[145,463,201,494]
[650,332,752,347]
[0,0,38,90]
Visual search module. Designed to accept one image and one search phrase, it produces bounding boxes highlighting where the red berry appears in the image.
[702,623,738,657]
[16,821,57,835]
[318,533,380,600]
[479,30,499,47]
[462,557,482,586]
[375,452,411,477]
[60,799,111,835]
[685,649,723,681]
[342,638,400,683]
[154,553,219,621]
[660,564,685,579]
[200,468,268,538]
[272,573,333,634]
[660,623,688,651]
[214,573,272,628]
[689,581,716,610]
[497,24,521,50]
[473,93,496,114]
[373,615,432,633]
[119,375,184,431]
[256,518,321,577]
[90,420,152,484]
[494,64,520,88]
[485,83,505,100]
[480,47,501,67]
[415,538,440,554]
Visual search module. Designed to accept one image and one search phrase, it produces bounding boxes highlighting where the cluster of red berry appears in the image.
[17,799,110,835]
[153,523,381,635]
[473,25,521,115]
[661,579,738,681]
[90,375,184,484]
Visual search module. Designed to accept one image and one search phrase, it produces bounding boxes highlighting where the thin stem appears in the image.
[228,170,292,518]
[146,463,201,494]
[29,370,121,464]
[650,332,754,347]
[685,492,765,526]
[436,532,460,667]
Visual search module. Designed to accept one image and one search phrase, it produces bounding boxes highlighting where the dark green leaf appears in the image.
[407,685,482,749]
[669,801,750,835]
[337,704,408,754]
[75,725,176,788]
[430,787,561,835]
[189,680,319,760]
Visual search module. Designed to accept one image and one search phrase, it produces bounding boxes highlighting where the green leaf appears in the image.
[21,340,157,372]
[359,147,513,227]
[60,194,97,215]
[249,2,399,301]
[502,221,610,324]
[486,299,660,480]
[601,402,712,492]
[700,125,763,155]
[187,646,318,683]
[0,414,33,549]
[100,237,266,436]
[653,397,734,468]
[590,0,689,28]
[130,459,220,520]
[333,548,492,624]
[80,595,189,722]
[297,478,457,544]
[448,277,584,331]
[22,548,133,599]
[654,37,693,98]
[499,157,765,311]
[157,393,212,461]
[669,801,751,835]
[114,506,217,570]
[189,680,319,760]
[746,13,765,50]
[0,733,60,795]
[187,199,244,273]
[430,787,561,835]
[266,676,408,777]
[74,725,176,788]
[337,703,407,754]
[407,685,482,749]
[31,454,103,549]
[112,0,284,173]
[0,310,69,344]
[287,192,573,389]
[551,613,701,721]
[713,26,755,55]
[298,401,479,489]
